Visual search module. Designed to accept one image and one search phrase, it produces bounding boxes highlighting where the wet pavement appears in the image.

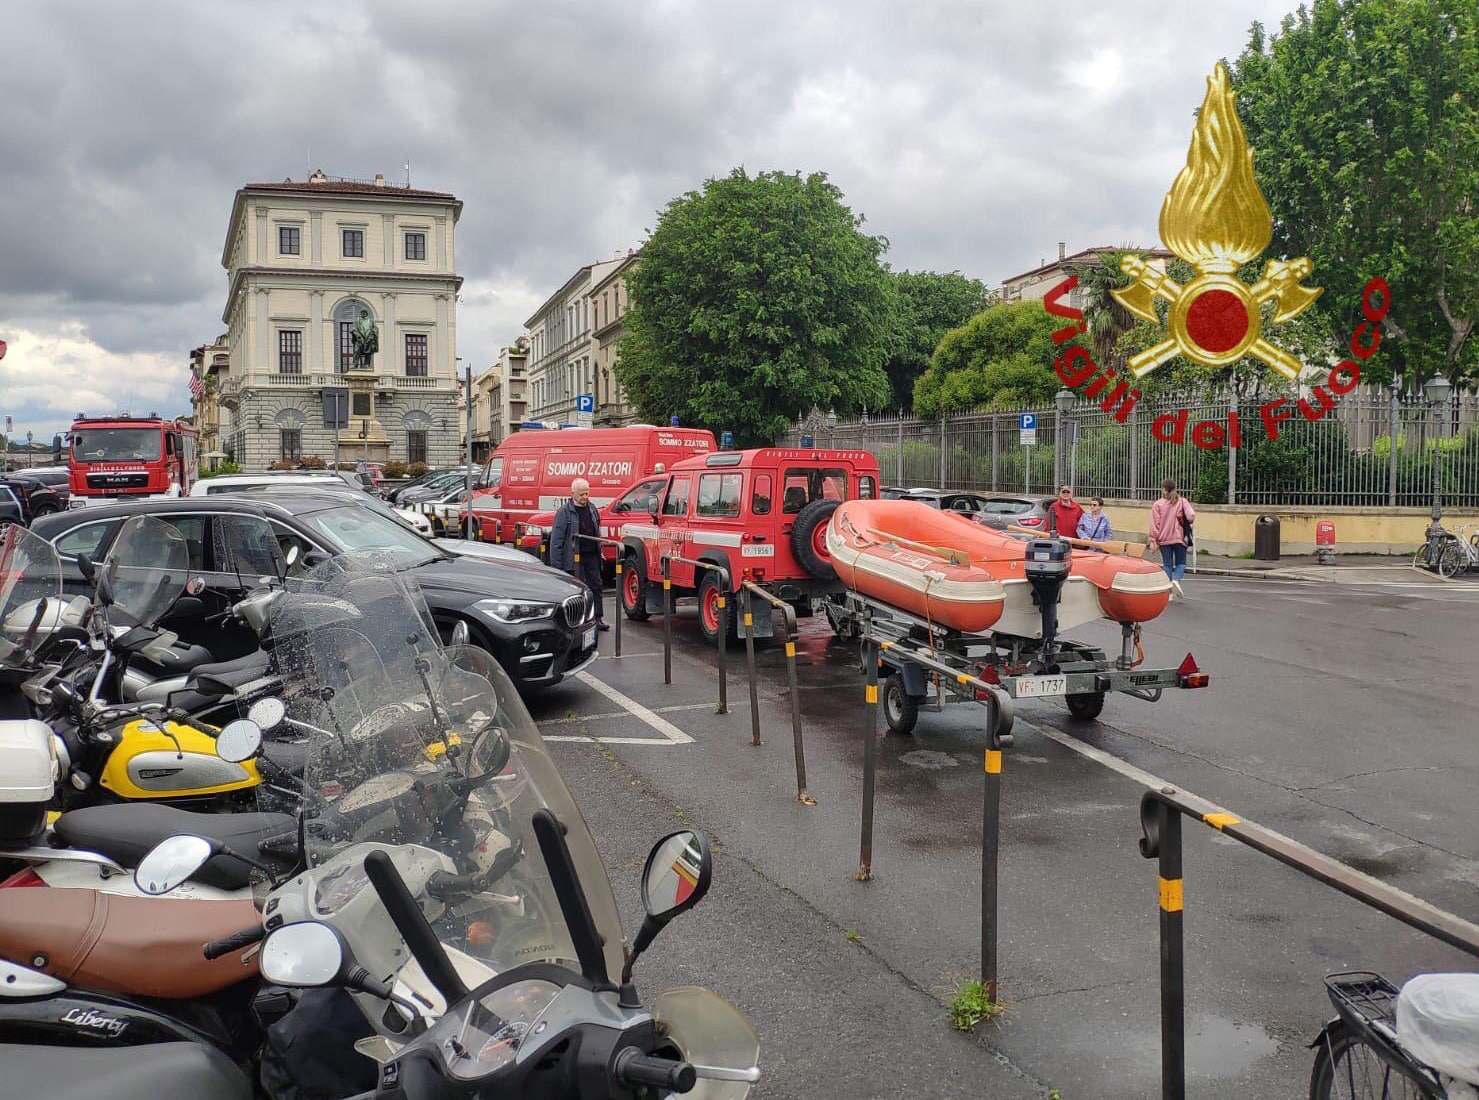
[528,573,1479,1099]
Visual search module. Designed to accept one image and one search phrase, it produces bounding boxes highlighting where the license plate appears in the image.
[583,628,596,649]
[1014,675,1067,698]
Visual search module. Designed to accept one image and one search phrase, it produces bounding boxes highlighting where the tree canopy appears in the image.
[881,271,993,411]
[911,300,1064,416]
[615,168,894,445]
[1231,0,1479,389]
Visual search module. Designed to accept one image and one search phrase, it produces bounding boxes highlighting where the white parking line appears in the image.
[542,672,695,745]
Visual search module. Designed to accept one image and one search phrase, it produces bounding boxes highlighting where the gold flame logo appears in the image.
[1112,63,1321,379]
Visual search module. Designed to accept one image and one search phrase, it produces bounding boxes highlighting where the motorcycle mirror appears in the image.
[77,553,96,584]
[186,576,206,596]
[248,697,286,732]
[259,921,346,989]
[465,726,511,782]
[215,719,262,763]
[284,542,301,568]
[93,559,115,607]
[621,830,712,986]
[135,834,219,895]
[450,620,470,647]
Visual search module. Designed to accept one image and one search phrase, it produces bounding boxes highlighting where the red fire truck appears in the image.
[67,415,199,503]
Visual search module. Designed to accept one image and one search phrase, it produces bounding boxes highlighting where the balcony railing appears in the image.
[238,370,456,392]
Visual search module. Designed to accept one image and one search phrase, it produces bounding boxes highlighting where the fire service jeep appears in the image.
[617,448,881,642]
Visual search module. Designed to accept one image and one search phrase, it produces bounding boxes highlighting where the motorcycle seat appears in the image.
[53,804,297,890]
[260,738,306,779]
[0,1042,250,1100]
[0,888,260,999]
[187,650,272,696]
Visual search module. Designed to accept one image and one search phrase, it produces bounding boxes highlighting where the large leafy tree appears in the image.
[616,169,893,445]
[912,300,1064,416]
[881,270,993,411]
[1231,0,1479,390]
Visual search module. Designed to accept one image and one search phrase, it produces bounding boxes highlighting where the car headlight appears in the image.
[474,597,556,624]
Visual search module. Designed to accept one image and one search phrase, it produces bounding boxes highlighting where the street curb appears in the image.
[1190,566,1308,579]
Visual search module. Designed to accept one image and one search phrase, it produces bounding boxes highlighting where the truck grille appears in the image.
[562,592,591,629]
[86,472,149,489]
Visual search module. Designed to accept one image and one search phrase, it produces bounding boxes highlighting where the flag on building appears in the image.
[188,371,205,400]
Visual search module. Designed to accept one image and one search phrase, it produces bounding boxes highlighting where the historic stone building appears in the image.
[216,172,463,470]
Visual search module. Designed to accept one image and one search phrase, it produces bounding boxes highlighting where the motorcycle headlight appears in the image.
[474,598,556,624]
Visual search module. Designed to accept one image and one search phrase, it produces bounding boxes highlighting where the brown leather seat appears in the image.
[0,888,260,998]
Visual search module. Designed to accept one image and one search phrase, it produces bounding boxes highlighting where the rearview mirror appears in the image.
[77,553,96,584]
[302,550,331,568]
[259,921,345,988]
[248,697,285,732]
[621,830,713,985]
[215,719,262,763]
[135,834,218,895]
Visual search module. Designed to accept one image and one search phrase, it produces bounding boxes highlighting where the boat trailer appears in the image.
[825,590,1209,735]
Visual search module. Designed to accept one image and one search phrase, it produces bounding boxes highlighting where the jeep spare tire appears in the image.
[791,499,840,581]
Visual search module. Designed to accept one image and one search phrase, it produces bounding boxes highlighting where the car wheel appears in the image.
[621,554,650,621]
[790,499,840,581]
[697,572,734,645]
[31,503,58,518]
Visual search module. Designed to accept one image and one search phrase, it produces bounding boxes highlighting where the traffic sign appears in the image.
[576,394,594,414]
[1019,413,1036,431]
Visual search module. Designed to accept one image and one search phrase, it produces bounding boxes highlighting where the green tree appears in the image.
[1231,0,1479,391]
[882,270,992,411]
[912,300,1064,416]
[616,168,893,445]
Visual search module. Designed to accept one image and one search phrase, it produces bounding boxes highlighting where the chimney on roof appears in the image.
[374,173,386,187]
[1058,242,1066,261]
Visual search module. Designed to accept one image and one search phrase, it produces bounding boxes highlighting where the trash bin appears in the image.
[1254,514,1280,561]
[1315,520,1336,565]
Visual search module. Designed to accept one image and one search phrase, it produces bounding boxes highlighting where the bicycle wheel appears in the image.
[1439,541,1465,579]
[1309,1020,1438,1099]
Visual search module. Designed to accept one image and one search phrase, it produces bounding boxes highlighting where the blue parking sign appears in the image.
[576,394,594,414]
[1019,413,1036,431]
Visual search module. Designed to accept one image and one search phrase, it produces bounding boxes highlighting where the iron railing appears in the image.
[781,386,1479,507]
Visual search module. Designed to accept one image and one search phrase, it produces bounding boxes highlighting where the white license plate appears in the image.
[1014,675,1068,698]
[583,628,596,649]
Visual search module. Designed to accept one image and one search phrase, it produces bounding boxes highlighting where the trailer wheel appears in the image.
[621,554,650,621]
[883,676,920,736]
[1065,691,1105,721]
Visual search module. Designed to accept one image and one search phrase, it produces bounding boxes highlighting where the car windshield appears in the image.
[300,505,442,568]
[71,428,162,463]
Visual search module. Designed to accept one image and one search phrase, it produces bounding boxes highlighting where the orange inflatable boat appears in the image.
[826,499,1171,637]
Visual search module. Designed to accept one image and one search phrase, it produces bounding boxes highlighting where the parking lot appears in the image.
[530,571,1479,1099]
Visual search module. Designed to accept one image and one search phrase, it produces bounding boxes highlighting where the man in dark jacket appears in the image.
[550,477,608,630]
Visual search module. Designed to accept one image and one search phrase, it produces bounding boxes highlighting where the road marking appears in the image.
[542,672,695,745]
[1021,717,1460,917]
[541,701,745,726]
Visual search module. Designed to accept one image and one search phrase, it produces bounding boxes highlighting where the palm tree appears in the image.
[1069,249,1139,372]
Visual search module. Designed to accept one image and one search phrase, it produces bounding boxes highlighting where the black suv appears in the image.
[0,474,64,524]
[31,492,600,693]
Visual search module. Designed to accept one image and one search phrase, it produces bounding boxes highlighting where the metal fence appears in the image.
[780,386,1479,507]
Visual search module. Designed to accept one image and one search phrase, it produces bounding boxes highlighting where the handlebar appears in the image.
[614,1050,697,1093]
[202,923,265,960]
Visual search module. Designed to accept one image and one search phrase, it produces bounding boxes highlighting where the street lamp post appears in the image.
[1054,388,1074,490]
[1423,375,1452,530]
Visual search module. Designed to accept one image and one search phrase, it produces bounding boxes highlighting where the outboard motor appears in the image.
[1023,538,1072,666]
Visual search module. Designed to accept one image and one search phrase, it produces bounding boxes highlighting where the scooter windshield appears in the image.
[101,515,190,628]
[0,524,62,663]
[269,553,626,986]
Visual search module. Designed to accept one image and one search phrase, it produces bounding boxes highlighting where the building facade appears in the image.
[216,172,464,471]
[526,254,638,427]
[1001,243,1173,308]
[589,250,639,427]
[471,339,530,459]
[189,334,230,460]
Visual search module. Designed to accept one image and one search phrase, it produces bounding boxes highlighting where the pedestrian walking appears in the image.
[550,477,609,630]
[1148,479,1195,599]
[1046,485,1084,538]
[1077,497,1112,542]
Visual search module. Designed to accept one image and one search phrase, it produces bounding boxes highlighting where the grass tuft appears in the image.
[948,980,1002,1031]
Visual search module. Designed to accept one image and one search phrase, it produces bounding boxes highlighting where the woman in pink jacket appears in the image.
[1148,478,1195,599]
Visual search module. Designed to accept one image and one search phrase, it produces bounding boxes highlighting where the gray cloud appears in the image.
[1,0,1297,441]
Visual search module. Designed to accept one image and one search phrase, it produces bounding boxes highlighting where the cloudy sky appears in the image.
[0,0,1301,445]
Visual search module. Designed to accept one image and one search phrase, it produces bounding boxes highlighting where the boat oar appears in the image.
[864,528,972,567]
[1005,525,1147,558]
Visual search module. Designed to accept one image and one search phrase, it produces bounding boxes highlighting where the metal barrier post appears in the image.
[1153,801,1185,1100]
[858,636,879,881]
[662,556,672,686]
[611,553,623,658]
[742,587,762,746]
[981,692,1003,1004]
[715,567,729,715]
[785,628,813,805]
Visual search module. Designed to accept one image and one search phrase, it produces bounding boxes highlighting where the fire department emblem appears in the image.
[1112,63,1322,380]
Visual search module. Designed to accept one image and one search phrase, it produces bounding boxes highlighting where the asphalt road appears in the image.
[528,570,1479,1099]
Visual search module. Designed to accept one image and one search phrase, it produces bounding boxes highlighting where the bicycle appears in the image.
[1310,973,1453,1099]
[1434,524,1479,579]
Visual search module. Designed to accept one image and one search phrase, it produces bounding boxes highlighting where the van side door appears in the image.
[655,474,693,586]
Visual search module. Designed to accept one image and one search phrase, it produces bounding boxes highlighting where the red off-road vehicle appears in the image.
[616,448,881,641]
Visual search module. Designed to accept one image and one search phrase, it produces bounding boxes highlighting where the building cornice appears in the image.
[589,250,640,296]
[524,265,595,329]
[222,267,464,324]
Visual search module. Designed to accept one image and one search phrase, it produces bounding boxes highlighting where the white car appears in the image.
[193,474,435,536]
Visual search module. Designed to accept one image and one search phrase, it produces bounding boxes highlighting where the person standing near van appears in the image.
[1046,485,1084,538]
[1148,479,1195,599]
[551,478,609,630]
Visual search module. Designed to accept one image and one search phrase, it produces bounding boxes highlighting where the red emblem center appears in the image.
[1184,289,1249,354]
